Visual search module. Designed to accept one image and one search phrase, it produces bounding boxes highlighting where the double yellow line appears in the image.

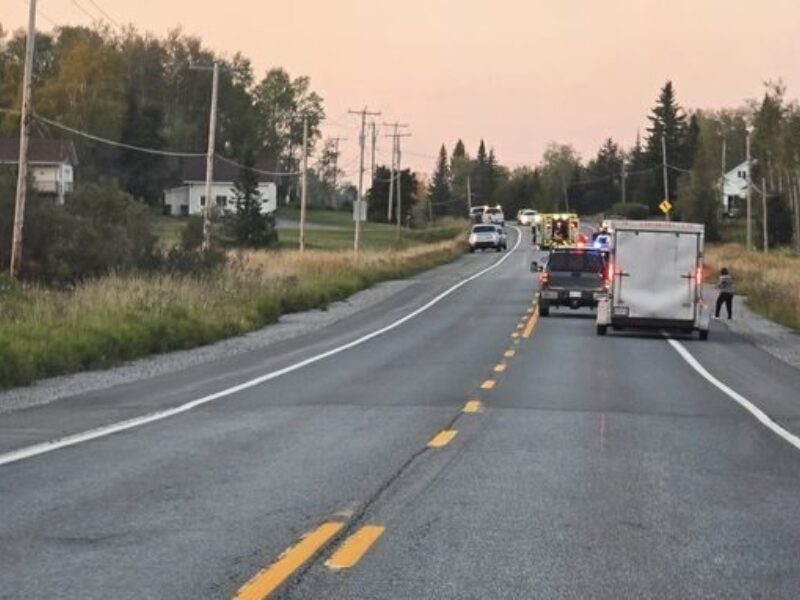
[234,521,385,600]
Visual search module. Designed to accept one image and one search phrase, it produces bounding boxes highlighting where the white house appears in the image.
[722,160,750,216]
[0,138,77,204]
[164,157,277,217]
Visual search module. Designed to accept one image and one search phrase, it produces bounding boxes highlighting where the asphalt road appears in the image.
[2,226,800,599]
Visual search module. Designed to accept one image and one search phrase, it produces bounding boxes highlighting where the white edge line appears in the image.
[667,338,800,451]
[0,228,524,467]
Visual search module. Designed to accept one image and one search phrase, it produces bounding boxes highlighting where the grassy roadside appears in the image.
[705,243,800,331]
[0,231,467,390]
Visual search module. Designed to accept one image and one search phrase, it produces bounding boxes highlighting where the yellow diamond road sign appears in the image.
[659,199,672,214]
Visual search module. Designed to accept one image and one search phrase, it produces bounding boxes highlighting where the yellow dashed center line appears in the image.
[481,379,496,390]
[233,521,344,600]
[325,525,385,571]
[511,332,520,339]
[522,309,539,338]
[493,363,506,373]
[504,350,516,358]
[428,429,458,448]
[463,400,483,413]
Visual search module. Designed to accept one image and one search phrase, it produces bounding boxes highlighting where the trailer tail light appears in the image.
[605,263,615,287]
[696,265,703,285]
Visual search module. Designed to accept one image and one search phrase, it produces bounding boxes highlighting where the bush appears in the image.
[181,215,205,250]
[609,202,649,220]
[1,180,158,284]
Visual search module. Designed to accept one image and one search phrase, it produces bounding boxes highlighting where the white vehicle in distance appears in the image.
[517,209,538,226]
[482,206,505,226]
[469,224,507,253]
[469,205,488,224]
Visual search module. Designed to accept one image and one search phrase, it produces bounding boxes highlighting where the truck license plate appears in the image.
[613,306,629,317]
[541,291,558,299]
[569,291,582,299]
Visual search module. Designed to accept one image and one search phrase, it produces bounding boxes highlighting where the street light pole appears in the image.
[9,0,37,278]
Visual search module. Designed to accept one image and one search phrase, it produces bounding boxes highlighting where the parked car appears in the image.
[482,206,505,226]
[469,224,507,252]
[470,205,488,224]
[533,247,608,316]
[516,209,538,226]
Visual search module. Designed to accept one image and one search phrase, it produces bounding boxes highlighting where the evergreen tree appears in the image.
[428,145,452,217]
[473,140,490,204]
[583,138,623,213]
[450,139,472,215]
[643,81,689,210]
[226,154,278,247]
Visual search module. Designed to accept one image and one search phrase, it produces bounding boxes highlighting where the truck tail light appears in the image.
[539,271,549,284]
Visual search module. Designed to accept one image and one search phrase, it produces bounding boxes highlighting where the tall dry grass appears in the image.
[0,235,466,389]
[705,244,800,331]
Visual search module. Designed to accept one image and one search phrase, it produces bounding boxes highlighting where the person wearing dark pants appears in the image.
[715,267,734,319]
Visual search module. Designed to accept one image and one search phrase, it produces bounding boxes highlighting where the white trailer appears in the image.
[596,220,711,339]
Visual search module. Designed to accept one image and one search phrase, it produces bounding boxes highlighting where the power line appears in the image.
[67,0,100,23]
[214,154,300,177]
[85,0,122,28]
[17,0,59,26]
[32,112,205,157]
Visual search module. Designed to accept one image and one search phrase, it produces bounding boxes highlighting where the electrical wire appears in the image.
[85,0,122,28]
[214,154,300,177]
[33,112,206,157]
[67,0,101,23]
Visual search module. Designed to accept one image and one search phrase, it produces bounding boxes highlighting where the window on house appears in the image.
[200,196,206,206]
[216,195,227,207]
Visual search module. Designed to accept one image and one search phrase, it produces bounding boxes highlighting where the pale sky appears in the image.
[4,0,800,176]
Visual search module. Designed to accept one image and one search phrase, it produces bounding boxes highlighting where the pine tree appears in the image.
[644,81,689,209]
[227,153,278,247]
[428,145,452,217]
[473,140,489,204]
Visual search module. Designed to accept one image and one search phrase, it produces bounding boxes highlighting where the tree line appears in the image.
[426,80,800,248]
[0,23,325,205]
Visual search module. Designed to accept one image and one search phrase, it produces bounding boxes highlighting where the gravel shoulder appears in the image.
[705,284,800,370]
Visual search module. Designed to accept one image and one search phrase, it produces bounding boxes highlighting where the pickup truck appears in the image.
[533,248,608,316]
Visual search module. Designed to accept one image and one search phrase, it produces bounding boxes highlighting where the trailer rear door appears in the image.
[613,229,700,321]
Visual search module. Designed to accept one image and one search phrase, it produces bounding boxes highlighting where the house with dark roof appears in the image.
[0,138,78,205]
[163,156,277,216]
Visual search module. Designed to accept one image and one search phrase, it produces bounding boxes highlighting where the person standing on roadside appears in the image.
[715,267,734,319]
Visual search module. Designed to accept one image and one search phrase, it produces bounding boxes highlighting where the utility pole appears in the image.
[369,121,377,183]
[386,135,396,223]
[560,175,569,212]
[383,122,408,221]
[466,175,473,210]
[9,0,37,278]
[762,176,768,253]
[330,136,346,207]
[620,162,627,205]
[299,114,308,252]
[720,135,727,216]
[396,141,403,241]
[190,61,221,251]
[661,133,670,221]
[746,125,753,250]
[349,106,381,252]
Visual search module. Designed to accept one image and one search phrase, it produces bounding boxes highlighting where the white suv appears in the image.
[482,206,505,226]
[469,224,507,253]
